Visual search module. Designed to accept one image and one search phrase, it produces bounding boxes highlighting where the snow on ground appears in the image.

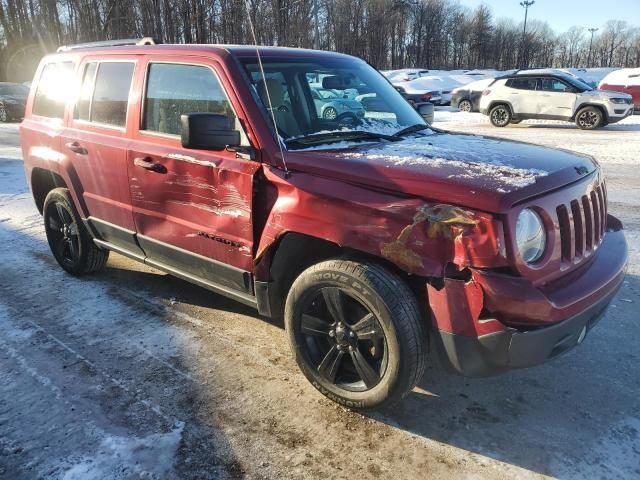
[1,118,640,479]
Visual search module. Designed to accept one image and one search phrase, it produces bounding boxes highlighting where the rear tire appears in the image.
[489,104,511,127]
[43,188,109,275]
[575,106,604,130]
[323,107,338,120]
[285,259,427,410]
[458,99,472,112]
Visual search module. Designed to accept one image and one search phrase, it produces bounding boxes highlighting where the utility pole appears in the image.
[587,27,599,68]
[518,1,535,68]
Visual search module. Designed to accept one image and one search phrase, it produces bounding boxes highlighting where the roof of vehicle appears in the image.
[494,71,575,81]
[50,41,357,61]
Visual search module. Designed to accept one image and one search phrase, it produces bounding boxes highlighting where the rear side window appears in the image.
[91,62,134,127]
[143,63,235,135]
[75,63,98,121]
[507,77,538,90]
[33,62,75,118]
[74,61,134,127]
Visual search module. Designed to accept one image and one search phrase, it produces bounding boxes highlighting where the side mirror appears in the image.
[417,102,434,125]
[180,113,241,150]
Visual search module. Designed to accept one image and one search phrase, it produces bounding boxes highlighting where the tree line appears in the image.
[1,0,639,82]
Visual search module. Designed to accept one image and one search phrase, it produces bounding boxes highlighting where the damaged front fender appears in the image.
[255,166,508,281]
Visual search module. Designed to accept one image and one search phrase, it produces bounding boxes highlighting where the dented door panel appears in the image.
[128,138,259,273]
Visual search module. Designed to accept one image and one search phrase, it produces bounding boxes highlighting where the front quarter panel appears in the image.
[255,166,507,280]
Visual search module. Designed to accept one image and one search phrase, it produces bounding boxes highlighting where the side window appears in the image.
[143,63,236,136]
[90,62,134,127]
[32,62,75,118]
[540,78,571,92]
[508,77,538,90]
[75,62,98,121]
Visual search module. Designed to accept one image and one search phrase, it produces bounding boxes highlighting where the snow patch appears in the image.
[59,423,184,480]
[340,135,548,190]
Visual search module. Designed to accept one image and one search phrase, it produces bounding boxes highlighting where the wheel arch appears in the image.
[255,231,428,320]
[488,100,514,114]
[572,103,609,122]
[31,168,68,214]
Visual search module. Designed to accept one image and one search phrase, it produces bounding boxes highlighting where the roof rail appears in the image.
[56,37,159,53]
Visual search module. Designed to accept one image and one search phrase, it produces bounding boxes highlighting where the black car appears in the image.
[451,79,493,112]
[0,83,28,122]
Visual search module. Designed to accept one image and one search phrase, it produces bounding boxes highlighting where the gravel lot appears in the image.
[1,112,639,480]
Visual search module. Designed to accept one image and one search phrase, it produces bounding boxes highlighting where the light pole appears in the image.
[587,27,599,68]
[519,1,535,68]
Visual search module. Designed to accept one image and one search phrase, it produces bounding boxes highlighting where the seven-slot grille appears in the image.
[556,182,607,263]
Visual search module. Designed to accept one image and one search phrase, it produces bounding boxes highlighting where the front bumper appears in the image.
[428,218,628,377]
[608,106,634,123]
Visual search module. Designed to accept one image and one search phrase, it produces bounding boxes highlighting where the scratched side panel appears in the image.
[256,166,507,280]
[128,138,259,273]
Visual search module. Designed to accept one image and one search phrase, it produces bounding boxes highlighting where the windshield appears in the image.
[240,56,426,149]
[0,84,27,96]
[562,75,593,92]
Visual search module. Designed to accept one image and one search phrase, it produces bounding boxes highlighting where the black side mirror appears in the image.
[417,102,434,125]
[181,113,241,150]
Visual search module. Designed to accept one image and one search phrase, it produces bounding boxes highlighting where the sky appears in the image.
[456,0,640,33]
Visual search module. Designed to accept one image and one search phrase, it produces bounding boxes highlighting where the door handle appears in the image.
[134,156,167,174]
[65,141,88,155]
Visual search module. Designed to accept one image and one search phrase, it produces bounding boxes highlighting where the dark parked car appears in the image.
[450,78,493,112]
[0,82,28,122]
[21,40,627,410]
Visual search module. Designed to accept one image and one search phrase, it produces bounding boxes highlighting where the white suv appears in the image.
[480,73,634,129]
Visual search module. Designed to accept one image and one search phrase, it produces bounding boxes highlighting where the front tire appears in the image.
[43,188,109,275]
[0,104,7,123]
[285,259,427,410]
[575,106,604,130]
[489,104,511,127]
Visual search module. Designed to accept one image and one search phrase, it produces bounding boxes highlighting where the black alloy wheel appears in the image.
[42,188,109,275]
[298,286,387,392]
[45,200,81,269]
[285,260,427,410]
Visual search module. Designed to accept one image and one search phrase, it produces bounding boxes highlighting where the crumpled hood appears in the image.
[286,131,598,213]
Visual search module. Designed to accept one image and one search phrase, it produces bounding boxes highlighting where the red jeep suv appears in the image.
[20,39,628,409]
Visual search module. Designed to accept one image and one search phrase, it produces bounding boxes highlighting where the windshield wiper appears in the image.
[392,124,431,138]
[285,130,400,147]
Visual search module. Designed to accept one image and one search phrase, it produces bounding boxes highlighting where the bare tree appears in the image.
[0,0,638,82]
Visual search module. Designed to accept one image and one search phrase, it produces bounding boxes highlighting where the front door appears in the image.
[537,77,576,118]
[127,58,259,300]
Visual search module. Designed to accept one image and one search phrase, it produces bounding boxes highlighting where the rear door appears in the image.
[127,57,259,301]
[61,56,143,257]
[537,77,576,118]
[505,77,540,114]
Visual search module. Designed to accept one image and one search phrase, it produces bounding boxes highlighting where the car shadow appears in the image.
[371,273,640,477]
[516,120,640,132]
[20,231,640,478]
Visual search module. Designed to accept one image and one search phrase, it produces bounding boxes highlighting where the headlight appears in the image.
[516,208,546,263]
[610,98,629,104]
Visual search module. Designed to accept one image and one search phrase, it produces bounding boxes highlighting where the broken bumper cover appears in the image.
[428,222,628,377]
